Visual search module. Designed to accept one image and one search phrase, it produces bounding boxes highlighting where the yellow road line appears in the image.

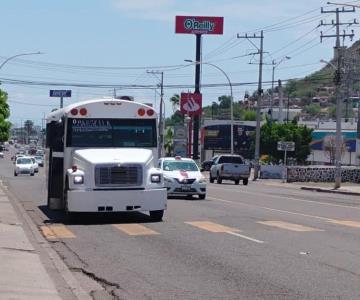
[257,221,324,232]
[40,225,76,239]
[328,220,360,228]
[113,224,159,236]
[185,221,240,233]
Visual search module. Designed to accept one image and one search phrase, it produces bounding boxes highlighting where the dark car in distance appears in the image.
[201,156,218,171]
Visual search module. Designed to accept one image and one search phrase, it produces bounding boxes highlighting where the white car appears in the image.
[34,155,44,167]
[14,157,35,176]
[30,157,39,173]
[159,157,206,199]
[0,152,4,158]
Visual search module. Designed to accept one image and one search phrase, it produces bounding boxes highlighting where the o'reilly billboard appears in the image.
[175,16,224,35]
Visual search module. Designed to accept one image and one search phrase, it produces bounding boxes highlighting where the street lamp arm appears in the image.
[184,59,234,154]
[0,51,43,70]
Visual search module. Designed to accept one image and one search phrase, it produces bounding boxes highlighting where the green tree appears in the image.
[243,109,257,121]
[303,103,321,117]
[169,94,180,113]
[0,89,11,143]
[259,122,313,164]
[164,127,173,156]
[218,95,231,109]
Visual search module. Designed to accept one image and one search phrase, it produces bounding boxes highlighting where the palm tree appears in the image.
[169,94,180,113]
[164,127,174,156]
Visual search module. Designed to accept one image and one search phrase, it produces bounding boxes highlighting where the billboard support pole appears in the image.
[193,34,202,160]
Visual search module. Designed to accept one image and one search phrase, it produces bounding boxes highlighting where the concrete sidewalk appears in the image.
[0,183,62,299]
[260,179,360,196]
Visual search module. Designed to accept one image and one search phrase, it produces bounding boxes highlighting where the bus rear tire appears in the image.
[149,210,164,222]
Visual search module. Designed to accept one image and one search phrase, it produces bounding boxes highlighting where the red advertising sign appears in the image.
[175,16,224,35]
[180,93,202,116]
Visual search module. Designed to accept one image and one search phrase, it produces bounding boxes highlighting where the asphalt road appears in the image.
[1,151,360,300]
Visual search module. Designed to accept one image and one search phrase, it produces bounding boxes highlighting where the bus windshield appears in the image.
[66,118,157,148]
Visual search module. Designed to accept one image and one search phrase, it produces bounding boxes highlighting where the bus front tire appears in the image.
[149,210,164,222]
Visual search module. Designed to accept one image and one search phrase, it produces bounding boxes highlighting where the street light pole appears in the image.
[270,56,291,121]
[185,60,234,154]
[0,51,43,71]
[147,70,164,158]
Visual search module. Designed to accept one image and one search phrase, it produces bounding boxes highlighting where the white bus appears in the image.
[46,98,167,221]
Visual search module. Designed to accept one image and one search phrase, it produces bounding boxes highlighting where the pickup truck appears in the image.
[209,155,250,185]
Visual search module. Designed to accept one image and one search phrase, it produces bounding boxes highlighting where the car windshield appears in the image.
[34,156,43,160]
[163,161,199,172]
[218,156,243,164]
[17,158,32,164]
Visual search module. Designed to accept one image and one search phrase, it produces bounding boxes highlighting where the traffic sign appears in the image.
[277,141,295,151]
[180,92,202,116]
[50,90,72,97]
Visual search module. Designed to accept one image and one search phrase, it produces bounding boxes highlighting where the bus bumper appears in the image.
[67,188,167,212]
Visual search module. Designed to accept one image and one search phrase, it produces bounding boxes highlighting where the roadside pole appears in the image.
[283,148,287,183]
[237,30,264,180]
[277,141,295,183]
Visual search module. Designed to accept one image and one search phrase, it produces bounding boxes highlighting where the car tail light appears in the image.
[147,109,154,116]
[138,108,145,116]
[70,108,78,115]
[79,108,87,116]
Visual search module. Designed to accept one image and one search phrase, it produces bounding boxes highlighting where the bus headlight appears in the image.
[150,174,161,183]
[73,175,84,184]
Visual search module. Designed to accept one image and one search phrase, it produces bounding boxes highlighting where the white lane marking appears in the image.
[207,196,334,222]
[209,185,360,210]
[226,231,265,244]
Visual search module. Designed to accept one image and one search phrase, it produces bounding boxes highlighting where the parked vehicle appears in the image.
[0,152,4,158]
[159,156,206,199]
[201,156,218,171]
[209,154,250,185]
[14,157,35,176]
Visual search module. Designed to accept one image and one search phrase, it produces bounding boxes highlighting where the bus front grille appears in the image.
[95,164,142,187]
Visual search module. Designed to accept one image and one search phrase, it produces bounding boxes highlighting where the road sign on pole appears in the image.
[277,141,295,182]
[50,90,72,108]
[277,141,295,152]
[49,90,72,98]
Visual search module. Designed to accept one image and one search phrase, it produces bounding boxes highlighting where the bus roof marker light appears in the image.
[79,108,87,116]
[138,108,145,116]
[70,108,78,116]
[147,109,154,116]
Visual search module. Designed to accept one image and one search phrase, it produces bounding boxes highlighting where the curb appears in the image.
[300,186,360,196]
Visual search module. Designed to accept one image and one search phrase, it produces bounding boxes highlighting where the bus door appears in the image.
[46,120,65,209]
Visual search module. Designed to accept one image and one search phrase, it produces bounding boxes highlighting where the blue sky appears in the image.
[1,0,359,126]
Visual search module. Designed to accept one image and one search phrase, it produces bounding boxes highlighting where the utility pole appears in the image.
[320,6,356,188]
[147,70,164,158]
[237,30,264,180]
[278,80,284,124]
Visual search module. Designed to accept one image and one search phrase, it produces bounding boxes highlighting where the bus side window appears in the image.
[46,121,64,151]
